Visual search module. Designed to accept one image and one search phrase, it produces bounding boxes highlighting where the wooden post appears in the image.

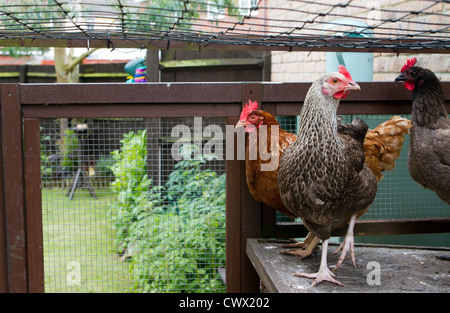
[259,101,277,238]
[225,126,243,292]
[0,88,7,292]
[146,49,160,82]
[225,84,262,293]
[23,118,44,293]
[0,84,28,292]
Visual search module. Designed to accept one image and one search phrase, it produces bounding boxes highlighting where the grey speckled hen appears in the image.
[277,66,378,287]
[395,58,450,205]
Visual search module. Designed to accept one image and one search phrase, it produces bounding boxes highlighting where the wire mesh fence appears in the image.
[40,117,226,292]
[342,114,449,220]
[0,0,448,51]
[275,113,450,223]
[40,112,449,292]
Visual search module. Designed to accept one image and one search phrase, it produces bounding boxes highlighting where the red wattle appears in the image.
[333,90,347,99]
[404,81,415,91]
[245,125,256,133]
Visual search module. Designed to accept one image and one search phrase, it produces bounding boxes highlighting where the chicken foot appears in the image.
[332,213,357,271]
[282,232,316,248]
[293,239,345,287]
[280,232,320,259]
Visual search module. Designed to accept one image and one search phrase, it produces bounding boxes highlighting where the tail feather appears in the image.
[364,116,412,182]
[353,116,412,221]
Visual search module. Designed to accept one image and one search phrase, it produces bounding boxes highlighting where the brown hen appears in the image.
[236,102,321,257]
[235,101,297,219]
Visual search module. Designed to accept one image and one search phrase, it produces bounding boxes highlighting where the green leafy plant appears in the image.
[40,127,53,180]
[129,145,226,292]
[61,129,79,173]
[109,132,225,293]
[109,130,159,253]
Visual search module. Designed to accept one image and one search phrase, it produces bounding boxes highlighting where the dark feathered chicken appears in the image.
[277,66,378,286]
[395,58,450,205]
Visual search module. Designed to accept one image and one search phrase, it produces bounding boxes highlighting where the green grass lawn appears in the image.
[42,187,132,292]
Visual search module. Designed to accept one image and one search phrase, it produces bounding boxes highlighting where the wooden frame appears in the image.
[0,82,449,292]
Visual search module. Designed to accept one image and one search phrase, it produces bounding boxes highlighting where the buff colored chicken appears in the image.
[362,116,413,183]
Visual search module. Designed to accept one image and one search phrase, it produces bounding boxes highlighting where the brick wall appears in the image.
[271,52,450,82]
[269,0,449,82]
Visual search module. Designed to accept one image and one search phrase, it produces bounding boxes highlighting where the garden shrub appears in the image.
[40,127,53,180]
[109,130,155,253]
[61,129,79,172]
[109,131,226,293]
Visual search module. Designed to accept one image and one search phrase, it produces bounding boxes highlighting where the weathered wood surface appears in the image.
[247,238,450,293]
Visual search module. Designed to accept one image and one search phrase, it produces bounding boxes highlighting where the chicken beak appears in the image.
[345,81,361,91]
[235,121,247,128]
[395,73,407,82]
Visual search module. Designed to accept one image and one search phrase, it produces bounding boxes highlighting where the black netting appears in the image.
[0,0,448,51]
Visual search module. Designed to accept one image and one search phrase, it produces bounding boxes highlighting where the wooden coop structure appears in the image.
[0,0,449,293]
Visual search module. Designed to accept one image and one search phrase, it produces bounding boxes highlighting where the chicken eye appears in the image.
[332,79,339,84]
[250,116,256,120]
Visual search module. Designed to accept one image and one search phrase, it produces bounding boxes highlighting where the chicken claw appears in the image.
[282,232,315,248]
[332,214,357,271]
[294,267,345,287]
[293,239,345,287]
[281,233,320,259]
[282,237,309,249]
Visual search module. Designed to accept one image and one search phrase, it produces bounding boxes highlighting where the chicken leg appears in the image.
[293,239,345,287]
[332,213,357,271]
[280,232,320,259]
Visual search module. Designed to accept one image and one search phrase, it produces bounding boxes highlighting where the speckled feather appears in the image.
[277,75,378,240]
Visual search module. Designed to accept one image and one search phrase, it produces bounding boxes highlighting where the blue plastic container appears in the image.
[323,19,374,82]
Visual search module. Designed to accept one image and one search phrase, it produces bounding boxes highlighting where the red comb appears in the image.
[401,57,417,72]
[239,100,258,121]
[338,65,353,80]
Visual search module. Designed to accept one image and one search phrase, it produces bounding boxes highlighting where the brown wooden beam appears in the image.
[19,83,243,105]
[23,118,45,293]
[276,218,450,239]
[0,92,7,292]
[225,116,243,293]
[260,99,278,238]
[19,81,450,104]
[225,85,263,293]
[20,82,450,119]
[22,103,243,119]
[0,84,28,292]
[239,84,263,293]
